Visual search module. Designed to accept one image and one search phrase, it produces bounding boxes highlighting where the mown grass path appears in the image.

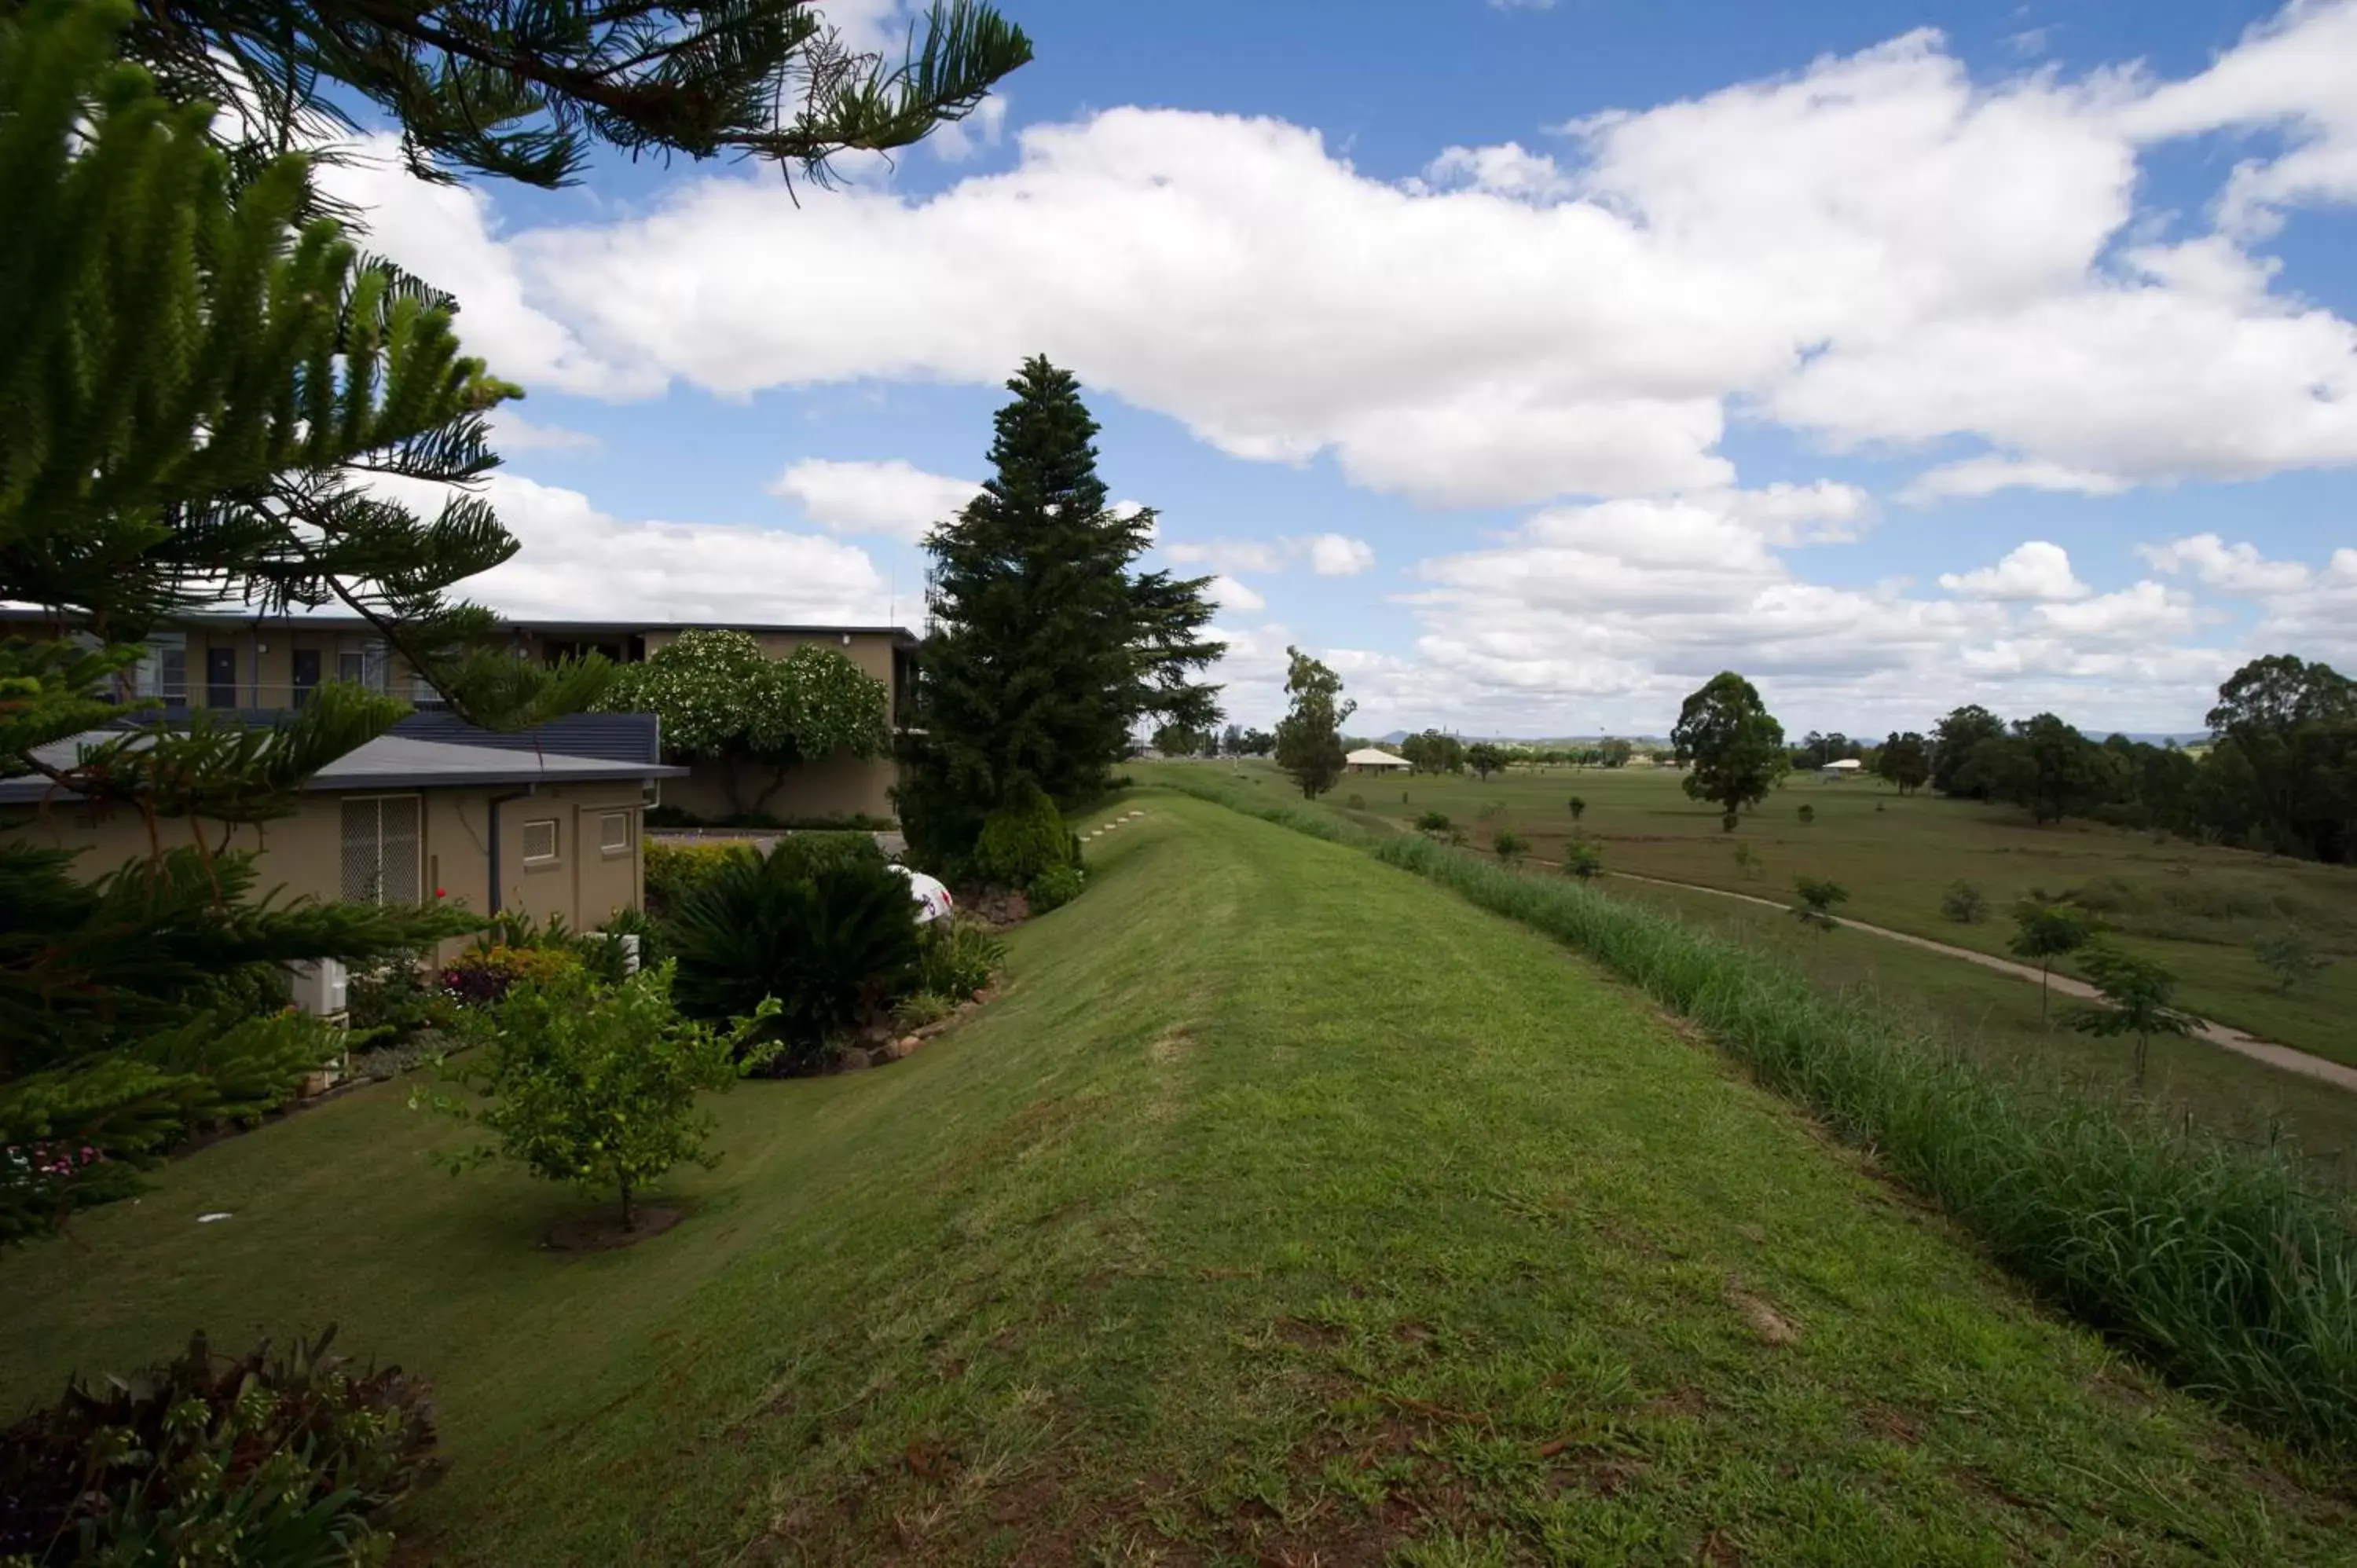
[3,793,2350,1563]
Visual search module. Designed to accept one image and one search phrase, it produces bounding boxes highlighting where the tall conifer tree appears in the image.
[901,357,1223,864]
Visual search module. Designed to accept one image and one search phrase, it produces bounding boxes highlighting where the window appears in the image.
[336,637,390,692]
[137,635,188,704]
[520,818,559,865]
[599,811,632,854]
[340,797,421,906]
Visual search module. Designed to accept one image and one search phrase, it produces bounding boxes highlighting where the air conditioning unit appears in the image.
[286,958,349,1017]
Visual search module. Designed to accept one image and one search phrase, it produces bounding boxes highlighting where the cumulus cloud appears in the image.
[766,457,982,542]
[1209,575,1266,614]
[2136,533,2315,594]
[1307,533,1377,576]
[1899,456,2130,502]
[486,411,603,454]
[339,3,2357,507]
[1164,533,1377,577]
[375,472,889,623]
[1937,541,2092,602]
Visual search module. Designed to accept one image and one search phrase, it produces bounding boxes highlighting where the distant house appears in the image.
[1344,747,1412,775]
[2,713,681,941]
[1819,758,1864,775]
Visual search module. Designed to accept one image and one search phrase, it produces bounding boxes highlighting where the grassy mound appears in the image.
[2,796,2348,1562]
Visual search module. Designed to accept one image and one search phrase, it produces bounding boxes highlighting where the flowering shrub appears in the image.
[439,944,583,1008]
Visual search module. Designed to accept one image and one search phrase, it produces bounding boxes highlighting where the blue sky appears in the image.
[336,0,2357,736]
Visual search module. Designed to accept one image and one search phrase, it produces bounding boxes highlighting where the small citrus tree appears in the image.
[419,965,768,1231]
[1563,840,1604,879]
[2068,945,2198,1090]
[1493,829,1528,863]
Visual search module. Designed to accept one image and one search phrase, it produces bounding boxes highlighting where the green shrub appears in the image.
[668,847,925,1071]
[438,943,584,1009]
[423,964,750,1228]
[896,991,958,1030]
[918,916,1006,998]
[2253,932,2330,993]
[768,830,887,881]
[1493,829,1528,862]
[347,949,457,1042]
[1791,876,1847,930]
[1798,803,1816,825]
[1160,774,2357,1453]
[1027,863,1086,913]
[1941,880,1989,924]
[974,782,1074,888]
[643,839,749,917]
[1567,796,1586,821]
[1562,840,1604,879]
[1345,792,1366,810]
[1414,810,1452,833]
[0,1326,436,1564]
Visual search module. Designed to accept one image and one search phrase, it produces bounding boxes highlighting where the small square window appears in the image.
[520,818,559,864]
[599,811,632,853]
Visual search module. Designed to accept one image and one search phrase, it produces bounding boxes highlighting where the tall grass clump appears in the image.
[1154,773,2357,1453]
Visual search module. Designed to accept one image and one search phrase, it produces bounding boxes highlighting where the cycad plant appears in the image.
[668,846,925,1072]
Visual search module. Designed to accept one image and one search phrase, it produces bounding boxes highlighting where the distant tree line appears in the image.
[1897,655,2355,859]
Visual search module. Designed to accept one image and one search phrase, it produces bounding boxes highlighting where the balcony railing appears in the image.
[122,682,451,714]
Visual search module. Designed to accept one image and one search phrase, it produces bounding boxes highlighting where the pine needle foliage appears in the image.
[900,356,1222,865]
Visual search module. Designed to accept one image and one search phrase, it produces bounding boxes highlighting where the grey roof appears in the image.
[0,604,918,644]
[0,730,681,805]
[390,710,662,765]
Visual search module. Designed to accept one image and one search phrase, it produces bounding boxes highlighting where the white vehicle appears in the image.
[891,863,955,925]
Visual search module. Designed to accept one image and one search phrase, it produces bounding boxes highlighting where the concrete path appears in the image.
[1604,868,2357,1094]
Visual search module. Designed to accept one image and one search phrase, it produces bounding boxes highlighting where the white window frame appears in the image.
[339,793,423,907]
[599,811,632,855]
[519,817,560,866]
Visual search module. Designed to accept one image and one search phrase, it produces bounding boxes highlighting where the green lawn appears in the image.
[1280,758,2357,1068]
[4,793,2351,1563]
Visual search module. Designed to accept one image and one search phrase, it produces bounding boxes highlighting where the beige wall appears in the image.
[163,627,429,706]
[5,781,649,951]
[658,753,897,824]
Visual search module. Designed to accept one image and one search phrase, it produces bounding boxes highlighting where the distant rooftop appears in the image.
[0,604,917,643]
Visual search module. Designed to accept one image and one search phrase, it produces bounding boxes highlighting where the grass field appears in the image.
[1266,757,2357,1069]
[4,793,2352,1563]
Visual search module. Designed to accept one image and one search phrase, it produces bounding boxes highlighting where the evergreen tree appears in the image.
[1274,647,1351,800]
[900,357,1223,864]
[1930,703,2004,797]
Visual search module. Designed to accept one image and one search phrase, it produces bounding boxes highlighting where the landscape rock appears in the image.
[835,1047,874,1072]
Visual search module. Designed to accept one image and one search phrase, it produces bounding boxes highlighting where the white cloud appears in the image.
[766,457,982,542]
[2027,580,2196,639]
[486,410,603,455]
[343,5,2357,507]
[1900,456,2131,501]
[1209,575,1266,614]
[1164,533,1377,577]
[374,472,889,623]
[2136,533,2315,594]
[928,94,1010,163]
[1937,541,2092,602]
[1306,533,1377,576]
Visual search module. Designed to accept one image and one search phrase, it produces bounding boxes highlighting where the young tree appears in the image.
[2067,945,2198,1090]
[2253,932,2330,993]
[1791,877,1848,931]
[1671,672,1787,824]
[1274,647,1353,800]
[2009,899,2095,1027]
[1467,742,1507,780]
[1732,841,1761,881]
[1876,731,1931,794]
[1567,796,1587,822]
[900,357,1224,863]
[1492,829,1527,863]
[600,632,889,815]
[423,965,758,1232]
[1941,881,1988,924]
[1237,727,1277,757]
[1562,839,1604,879]
[1599,738,1635,769]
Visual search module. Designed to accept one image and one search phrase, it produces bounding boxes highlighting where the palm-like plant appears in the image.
[667,847,922,1072]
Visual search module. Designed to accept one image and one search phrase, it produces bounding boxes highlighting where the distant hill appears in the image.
[1377,730,1670,747]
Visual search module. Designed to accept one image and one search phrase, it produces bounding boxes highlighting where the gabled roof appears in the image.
[1344,747,1411,767]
